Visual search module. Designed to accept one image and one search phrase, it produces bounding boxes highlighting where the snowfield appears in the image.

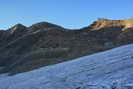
[1,44,133,89]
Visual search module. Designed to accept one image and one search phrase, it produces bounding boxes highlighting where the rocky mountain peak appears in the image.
[28,22,63,31]
[89,18,133,31]
[9,24,27,33]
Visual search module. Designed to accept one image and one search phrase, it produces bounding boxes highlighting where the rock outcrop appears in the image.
[9,24,27,33]
[88,17,133,31]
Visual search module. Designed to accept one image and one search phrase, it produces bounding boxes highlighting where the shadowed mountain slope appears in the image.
[1,44,133,89]
[0,18,133,75]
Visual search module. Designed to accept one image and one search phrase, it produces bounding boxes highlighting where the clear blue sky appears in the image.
[0,0,133,29]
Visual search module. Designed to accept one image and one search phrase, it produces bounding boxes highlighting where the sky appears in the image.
[0,0,133,29]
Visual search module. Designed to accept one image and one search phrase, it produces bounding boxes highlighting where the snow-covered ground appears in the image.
[1,44,133,89]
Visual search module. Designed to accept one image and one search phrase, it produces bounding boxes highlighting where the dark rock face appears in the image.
[117,27,133,44]
[0,18,133,75]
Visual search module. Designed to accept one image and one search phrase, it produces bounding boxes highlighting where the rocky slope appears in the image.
[0,18,133,75]
[1,44,133,89]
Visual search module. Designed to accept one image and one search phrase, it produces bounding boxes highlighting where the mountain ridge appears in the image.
[87,17,133,31]
[0,17,133,75]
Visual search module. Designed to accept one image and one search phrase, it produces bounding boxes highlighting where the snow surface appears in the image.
[1,44,133,89]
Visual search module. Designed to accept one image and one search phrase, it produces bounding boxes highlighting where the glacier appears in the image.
[1,44,133,89]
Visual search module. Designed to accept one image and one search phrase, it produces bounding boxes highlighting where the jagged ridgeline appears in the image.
[0,18,133,75]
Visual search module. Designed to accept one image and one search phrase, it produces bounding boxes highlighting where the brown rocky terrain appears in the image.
[89,17,133,30]
[0,18,133,75]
